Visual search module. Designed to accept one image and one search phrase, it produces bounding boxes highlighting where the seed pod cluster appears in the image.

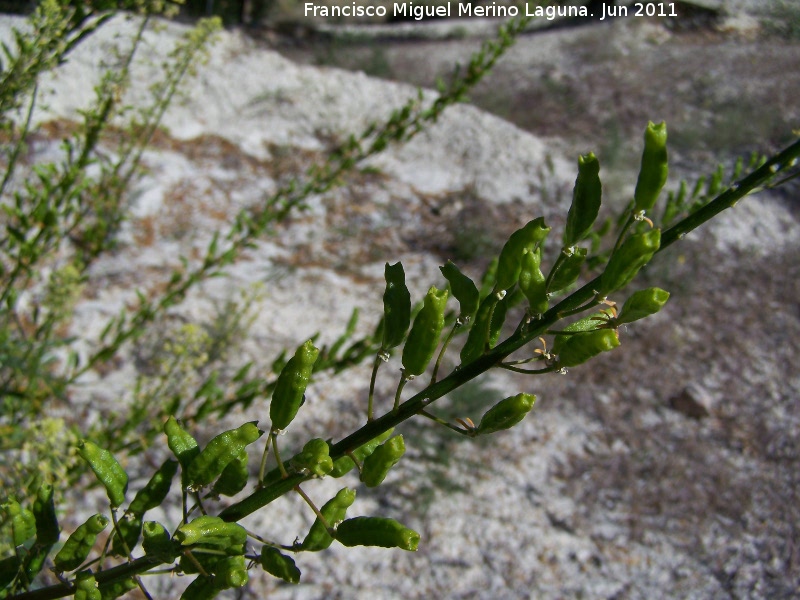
[335,516,420,551]
[476,393,536,435]
[361,435,405,487]
[33,483,59,547]
[402,286,448,377]
[77,441,128,508]
[270,340,319,431]
[493,217,550,294]
[187,422,263,489]
[563,152,602,247]
[300,487,356,552]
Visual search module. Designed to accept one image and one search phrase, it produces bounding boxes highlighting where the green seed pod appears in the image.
[550,312,608,355]
[361,435,405,488]
[488,291,511,348]
[402,286,448,377]
[33,483,59,547]
[300,488,356,552]
[215,555,248,589]
[556,329,620,368]
[290,438,333,477]
[330,429,394,478]
[179,576,217,600]
[113,458,176,554]
[54,514,109,573]
[270,340,319,431]
[634,121,668,212]
[24,547,49,585]
[77,441,128,508]
[563,152,602,247]
[261,546,301,584]
[494,218,551,293]
[518,247,548,315]
[164,417,200,488]
[335,517,420,551]
[211,450,249,497]
[381,262,411,351]
[97,576,137,600]
[616,287,670,325]
[175,516,247,548]
[74,573,101,600]
[478,257,499,300]
[142,521,178,560]
[599,229,661,295]
[187,422,263,489]
[129,459,179,517]
[548,246,587,293]
[0,555,20,590]
[460,293,498,365]
[476,393,536,435]
[4,499,36,547]
[440,260,480,322]
[111,516,142,558]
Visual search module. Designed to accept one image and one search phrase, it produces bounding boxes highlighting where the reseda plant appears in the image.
[1,2,800,599]
[8,124,798,600]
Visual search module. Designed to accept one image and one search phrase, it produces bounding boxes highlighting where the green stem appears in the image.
[367,353,383,422]
[418,409,471,436]
[543,249,569,294]
[393,375,410,412]
[220,135,800,524]
[257,431,274,485]
[272,432,288,479]
[498,363,561,375]
[294,485,331,531]
[431,321,460,384]
[611,211,635,255]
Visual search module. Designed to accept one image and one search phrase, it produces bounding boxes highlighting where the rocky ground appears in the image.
[2,5,799,599]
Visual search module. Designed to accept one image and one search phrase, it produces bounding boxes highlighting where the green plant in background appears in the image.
[762,0,800,40]
[1,2,799,599]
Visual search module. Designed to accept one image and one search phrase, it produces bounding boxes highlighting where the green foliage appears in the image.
[762,0,800,40]
[0,3,799,599]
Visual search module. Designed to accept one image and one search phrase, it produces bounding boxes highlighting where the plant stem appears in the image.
[219,135,800,524]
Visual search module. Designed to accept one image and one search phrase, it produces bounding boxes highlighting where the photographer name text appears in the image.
[304,2,678,21]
